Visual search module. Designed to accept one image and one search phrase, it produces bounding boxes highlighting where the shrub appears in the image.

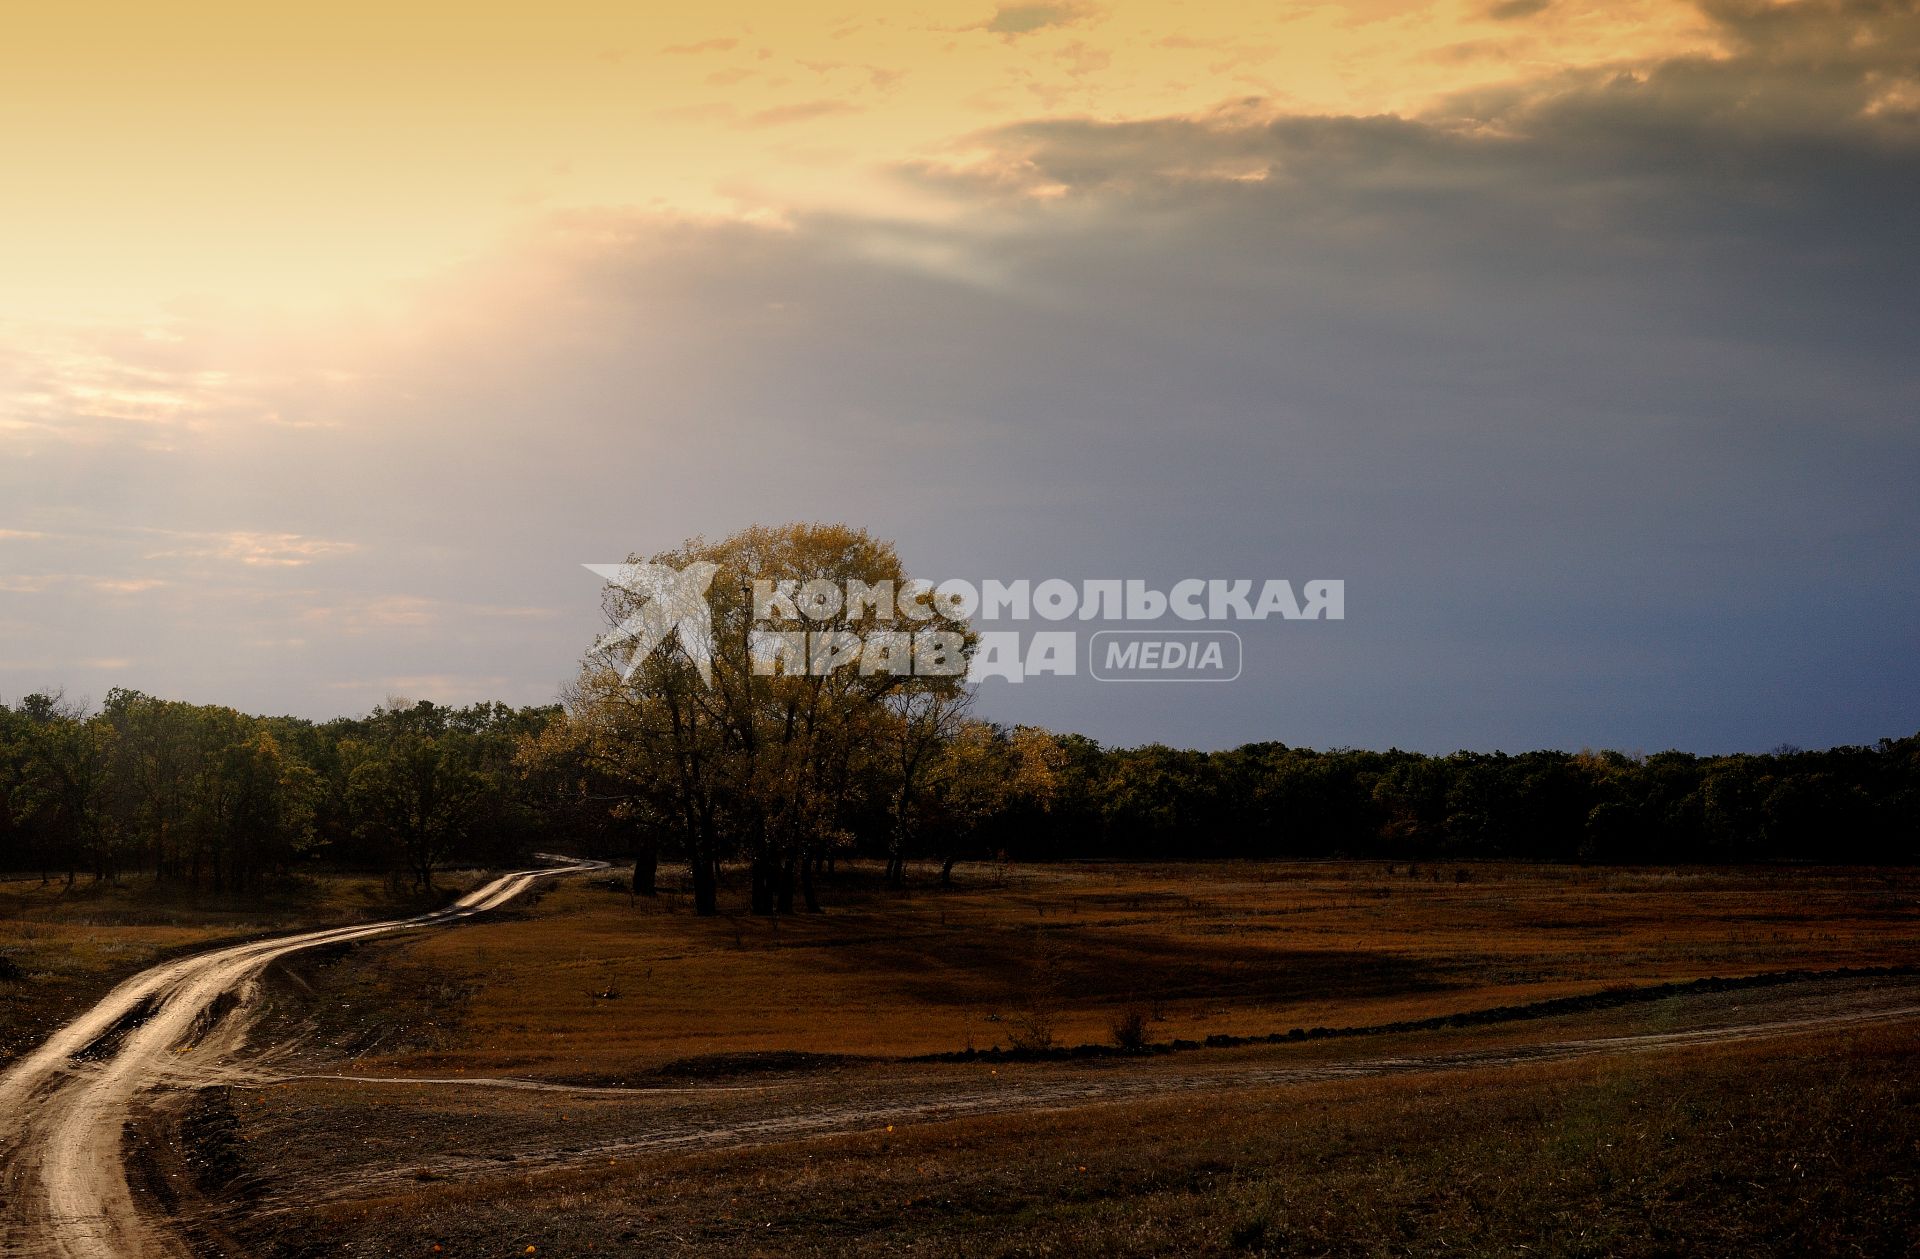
[1007,934,1065,1051]
[1109,1007,1150,1050]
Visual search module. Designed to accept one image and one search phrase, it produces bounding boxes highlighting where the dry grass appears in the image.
[279,861,1920,1079]
[224,1020,1920,1257]
[0,870,483,1065]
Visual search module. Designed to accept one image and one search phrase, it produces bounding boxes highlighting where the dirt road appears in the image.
[0,859,602,1259]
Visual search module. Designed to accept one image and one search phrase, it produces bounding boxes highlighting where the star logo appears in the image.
[583,561,721,684]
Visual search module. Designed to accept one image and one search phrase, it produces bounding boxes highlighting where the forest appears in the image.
[2,682,1912,907]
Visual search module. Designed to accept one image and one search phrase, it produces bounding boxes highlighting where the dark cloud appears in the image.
[1487,0,1553,19]
[984,4,1088,36]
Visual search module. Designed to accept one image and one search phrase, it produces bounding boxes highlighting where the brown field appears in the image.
[208,1019,1920,1258]
[0,871,483,1066]
[24,859,1920,1256]
[254,860,1920,1079]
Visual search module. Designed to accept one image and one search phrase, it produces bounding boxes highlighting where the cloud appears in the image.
[661,38,739,54]
[87,577,167,594]
[983,4,1088,37]
[1053,40,1111,77]
[0,326,323,449]
[1487,0,1553,19]
[143,530,359,568]
[299,596,440,633]
[743,99,864,128]
[0,574,168,595]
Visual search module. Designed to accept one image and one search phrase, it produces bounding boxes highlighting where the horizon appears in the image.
[3,678,1912,762]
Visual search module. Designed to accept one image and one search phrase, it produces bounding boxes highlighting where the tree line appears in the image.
[0,689,559,893]
[1009,737,1920,867]
[4,688,1914,905]
[4,522,1914,906]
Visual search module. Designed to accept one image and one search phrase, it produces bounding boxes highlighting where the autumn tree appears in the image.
[569,522,971,915]
[925,722,1064,886]
[875,689,974,886]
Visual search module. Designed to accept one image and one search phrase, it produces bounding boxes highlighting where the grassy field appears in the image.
[0,870,482,1065]
[255,861,1920,1080]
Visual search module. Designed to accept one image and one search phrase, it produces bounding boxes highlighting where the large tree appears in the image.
[569,523,971,915]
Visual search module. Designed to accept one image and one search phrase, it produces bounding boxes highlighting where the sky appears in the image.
[1,0,1916,754]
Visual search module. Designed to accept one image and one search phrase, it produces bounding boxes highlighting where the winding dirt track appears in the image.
[0,859,603,1259]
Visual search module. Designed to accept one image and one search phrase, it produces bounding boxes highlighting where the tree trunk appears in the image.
[749,851,777,915]
[775,856,796,916]
[800,851,822,913]
[632,844,657,897]
[690,854,718,916]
